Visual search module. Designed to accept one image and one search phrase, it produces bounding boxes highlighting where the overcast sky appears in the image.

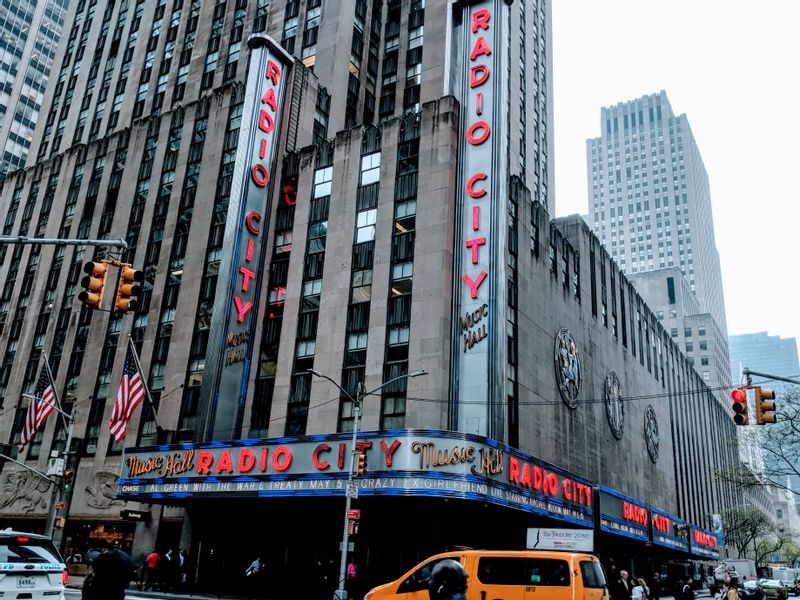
[552,1,800,347]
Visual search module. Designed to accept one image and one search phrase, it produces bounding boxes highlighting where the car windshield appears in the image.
[0,537,62,564]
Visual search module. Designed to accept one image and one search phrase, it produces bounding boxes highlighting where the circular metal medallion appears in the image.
[604,370,624,439]
[554,328,581,408]
[644,404,659,463]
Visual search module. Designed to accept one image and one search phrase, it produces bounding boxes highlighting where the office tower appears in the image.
[0,0,69,177]
[729,331,800,387]
[0,1,746,589]
[587,91,732,402]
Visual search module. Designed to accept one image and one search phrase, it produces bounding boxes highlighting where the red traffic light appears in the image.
[731,387,749,426]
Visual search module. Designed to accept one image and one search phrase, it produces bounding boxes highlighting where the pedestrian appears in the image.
[178,547,189,589]
[726,577,741,600]
[650,574,662,600]
[245,554,265,599]
[161,548,177,591]
[682,577,696,600]
[633,577,650,600]
[428,559,467,600]
[82,548,135,600]
[614,571,635,600]
[144,548,160,591]
[347,557,359,599]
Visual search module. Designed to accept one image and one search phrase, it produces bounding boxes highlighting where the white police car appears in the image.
[0,529,67,599]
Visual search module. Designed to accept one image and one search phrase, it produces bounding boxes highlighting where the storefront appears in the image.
[116,429,717,596]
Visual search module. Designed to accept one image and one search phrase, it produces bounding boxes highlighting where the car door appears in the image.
[524,556,572,600]
[577,557,609,600]
[472,555,528,600]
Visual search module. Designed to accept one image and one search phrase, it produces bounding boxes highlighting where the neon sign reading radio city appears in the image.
[462,8,493,304]
[232,59,282,324]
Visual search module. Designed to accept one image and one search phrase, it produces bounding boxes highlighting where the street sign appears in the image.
[346,509,361,520]
[527,528,594,552]
[46,457,65,476]
[346,482,358,499]
[121,509,150,522]
[55,501,65,510]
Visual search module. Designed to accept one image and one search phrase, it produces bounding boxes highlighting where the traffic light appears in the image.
[755,386,777,425]
[114,263,144,313]
[731,387,749,426]
[78,261,109,309]
[356,452,367,476]
[62,468,74,492]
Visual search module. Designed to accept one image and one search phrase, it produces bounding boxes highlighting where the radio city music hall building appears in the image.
[0,0,754,593]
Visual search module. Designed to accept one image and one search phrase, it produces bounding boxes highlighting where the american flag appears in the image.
[109,341,146,442]
[18,363,57,453]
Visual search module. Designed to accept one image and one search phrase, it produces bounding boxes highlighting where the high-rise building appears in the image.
[729,331,800,387]
[0,1,747,590]
[587,91,732,404]
[0,0,69,178]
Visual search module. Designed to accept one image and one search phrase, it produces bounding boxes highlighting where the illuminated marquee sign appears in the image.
[118,430,594,527]
[598,486,650,541]
[689,525,720,559]
[650,507,689,553]
[201,35,292,439]
[452,0,511,436]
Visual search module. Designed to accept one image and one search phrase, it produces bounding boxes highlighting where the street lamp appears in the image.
[308,368,428,600]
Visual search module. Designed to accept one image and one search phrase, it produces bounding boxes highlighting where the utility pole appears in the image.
[742,368,800,387]
[308,368,427,600]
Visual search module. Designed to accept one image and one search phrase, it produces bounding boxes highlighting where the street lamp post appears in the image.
[308,368,427,600]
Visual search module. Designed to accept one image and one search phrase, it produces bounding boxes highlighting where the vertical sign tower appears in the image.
[450,0,510,438]
[200,35,293,440]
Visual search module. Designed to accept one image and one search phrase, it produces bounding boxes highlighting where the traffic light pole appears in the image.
[44,410,75,539]
[308,369,427,600]
[0,235,128,249]
[742,368,800,387]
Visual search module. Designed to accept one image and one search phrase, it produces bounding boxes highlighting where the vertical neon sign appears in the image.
[201,35,293,440]
[452,1,509,437]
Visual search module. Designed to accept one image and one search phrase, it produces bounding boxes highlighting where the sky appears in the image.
[551,1,800,345]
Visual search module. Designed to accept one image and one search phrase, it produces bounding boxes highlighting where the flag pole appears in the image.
[42,351,69,431]
[126,336,163,434]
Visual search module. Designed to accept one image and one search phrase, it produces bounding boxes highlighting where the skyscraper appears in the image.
[587,91,731,400]
[0,0,69,178]
[587,91,727,335]
[730,331,800,387]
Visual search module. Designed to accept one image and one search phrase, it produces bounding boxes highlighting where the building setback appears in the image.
[0,0,747,592]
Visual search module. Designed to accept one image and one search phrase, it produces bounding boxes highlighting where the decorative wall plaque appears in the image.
[604,370,624,439]
[644,404,660,463]
[554,328,581,408]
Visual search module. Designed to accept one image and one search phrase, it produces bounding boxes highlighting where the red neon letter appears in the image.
[266,60,281,85]
[234,296,253,322]
[251,164,269,187]
[471,8,490,33]
[216,450,234,474]
[258,109,275,134]
[272,446,292,472]
[462,272,487,299]
[238,448,256,473]
[563,479,573,501]
[466,172,488,198]
[239,266,256,292]
[508,456,520,484]
[470,36,492,61]
[283,185,297,206]
[467,121,491,145]
[312,444,331,470]
[260,448,269,472]
[470,64,490,88]
[246,210,262,235]
[196,451,213,474]
[472,206,480,230]
[261,87,278,112]
[380,439,401,467]
[465,238,486,264]
[520,463,531,488]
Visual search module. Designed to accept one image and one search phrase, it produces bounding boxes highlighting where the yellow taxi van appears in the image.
[364,549,608,600]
